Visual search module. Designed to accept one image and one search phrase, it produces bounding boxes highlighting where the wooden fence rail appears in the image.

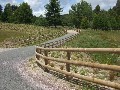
[40,34,77,48]
[36,47,120,89]
[36,53,120,72]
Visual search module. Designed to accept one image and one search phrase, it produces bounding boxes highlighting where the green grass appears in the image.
[0,30,25,42]
[65,30,120,48]
[65,30,120,65]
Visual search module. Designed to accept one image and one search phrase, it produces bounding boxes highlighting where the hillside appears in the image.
[0,23,66,48]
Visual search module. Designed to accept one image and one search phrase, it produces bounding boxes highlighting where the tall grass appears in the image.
[0,23,66,47]
[65,30,120,65]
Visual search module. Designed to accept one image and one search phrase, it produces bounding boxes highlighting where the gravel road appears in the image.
[0,46,37,90]
[0,31,78,90]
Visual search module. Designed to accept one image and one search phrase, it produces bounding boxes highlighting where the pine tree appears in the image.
[2,3,12,22]
[0,5,2,21]
[115,0,120,15]
[94,5,100,14]
[45,0,62,27]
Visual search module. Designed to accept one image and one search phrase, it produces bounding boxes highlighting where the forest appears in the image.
[0,0,120,30]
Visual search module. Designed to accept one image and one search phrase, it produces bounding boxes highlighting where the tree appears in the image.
[61,14,73,27]
[11,5,18,11]
[14,2,33,24]
[2,3,12,22]
[109,16,117,30]
[69,0,92,28]
[94,5,100,14]
[93,11,111,30]
[32,15,37,24]
[92,14,101,30]
[116,16,120,29]
[45,0,62,27]
[34,15,48,26]
[1,4,18,22]
[81,17,89,29]
[9,5,18,23]
[115,0,120,15]
[0,4,2,21]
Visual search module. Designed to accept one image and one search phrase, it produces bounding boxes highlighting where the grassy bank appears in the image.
[0,23,66,48]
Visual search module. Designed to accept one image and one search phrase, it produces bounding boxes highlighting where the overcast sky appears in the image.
[0,0,117,16]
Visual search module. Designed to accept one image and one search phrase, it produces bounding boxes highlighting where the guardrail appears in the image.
[36,47,120,89]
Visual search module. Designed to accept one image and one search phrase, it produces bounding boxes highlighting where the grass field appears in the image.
[64,30,120,65]
[65,30,120,48]
[0,22,66,48]
[0,30,25,42]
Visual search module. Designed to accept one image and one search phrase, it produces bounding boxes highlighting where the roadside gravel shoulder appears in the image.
[17,58,80,90]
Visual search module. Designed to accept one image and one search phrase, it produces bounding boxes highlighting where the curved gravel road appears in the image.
[0,31,78,90]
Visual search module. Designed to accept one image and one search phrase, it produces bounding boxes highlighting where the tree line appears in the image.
[0,0,120,30]
[0,2,33,24]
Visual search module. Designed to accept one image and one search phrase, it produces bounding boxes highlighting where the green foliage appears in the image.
[14,2,33,24]
[1,4,18,22]
[81,17,89,29]
[1,3,32,24]
[45,0,62,27]
[69,0,92,28]
[65,30,120,64]
[1,3,12,22]
[93,5,100,14]
[0,4,2,20]
[116,16,120,29]
[0,5,2,14]
[93,11,111,30]
[34,15,48,26]
[109,16,117,30]
[61,14,73,27]
[115,0,120,15]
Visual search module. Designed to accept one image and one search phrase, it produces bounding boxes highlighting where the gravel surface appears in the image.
[0,48,16,53]
[0,46,37,90]
[0,31,78,90]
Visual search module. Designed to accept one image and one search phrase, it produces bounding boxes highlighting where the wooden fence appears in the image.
[40,34,77,48]
[36,47,120,89]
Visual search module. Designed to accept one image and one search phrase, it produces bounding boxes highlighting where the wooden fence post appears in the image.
[55,41,58,47]
[66,51,71,80]
[36,48,40,60]
[44,50,49,72]
[59,40,61,46]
